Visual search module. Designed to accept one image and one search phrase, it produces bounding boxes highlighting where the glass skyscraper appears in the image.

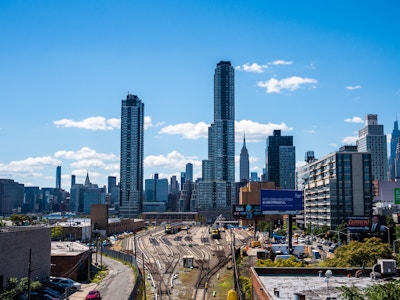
[265,130,295,189]
[119,94,144,218]
[389,120,400,180]
[197,61,236,217]
[56,166,61,189]
[185,163,193,182]
[205,61,235,182]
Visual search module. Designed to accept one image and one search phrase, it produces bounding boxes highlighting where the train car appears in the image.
[165,224,172,234]
[211,225,221,239]
[165,222,182,234]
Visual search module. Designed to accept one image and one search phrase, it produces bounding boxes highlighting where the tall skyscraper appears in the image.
[203,61,235,182]
[180,172,186,190]
[56,166,61,189]
[356,114,388,181]
[239,133,249,182]
[107,176,117,194]
[120,94,144,218]
[396,142,400,179]
[389,120,400,180]
[169,175,179,193]
[265,130,295,189]
[196,61,236,218]
[185,163,193,182]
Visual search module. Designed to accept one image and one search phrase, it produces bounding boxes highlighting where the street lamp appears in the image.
[324,269,333,298]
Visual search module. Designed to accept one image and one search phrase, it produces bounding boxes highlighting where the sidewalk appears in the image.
[68,282,99,300]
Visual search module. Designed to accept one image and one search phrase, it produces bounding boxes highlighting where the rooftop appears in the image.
[51,241,90,256]
[253,267,398,300]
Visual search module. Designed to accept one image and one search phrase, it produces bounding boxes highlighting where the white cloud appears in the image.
[54,147,118,161]
[54,116,120,130]
[71,159,106,169]
[53,115,152,130]
[144,151,201,170]
[302,129,316,134]
[329,143,338,148]
[342,136,358,145]
[159,122,209,139]
[344,117,363,123]
[159,120,293,142]
[269,60,293,65]
[257,76,317,94]
[346,85,362,90]
[0,156,61,178]
[235,63,268,73]
[104,163,120,171]
[144,116,152,129]
[235,120,293,142]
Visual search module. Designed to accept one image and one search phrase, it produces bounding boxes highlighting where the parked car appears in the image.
[44,287,60,295]
[86,290,101,300]
[56,278,81,290]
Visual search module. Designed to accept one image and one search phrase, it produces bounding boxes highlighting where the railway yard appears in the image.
[114,224,253,300]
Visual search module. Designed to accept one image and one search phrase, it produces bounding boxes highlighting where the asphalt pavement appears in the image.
[69,254,135,300]
[68,282,99,300]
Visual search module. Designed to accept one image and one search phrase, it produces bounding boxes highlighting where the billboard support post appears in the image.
[288,215,293,254]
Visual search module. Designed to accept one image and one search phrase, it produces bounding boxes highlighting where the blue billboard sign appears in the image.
[260,189,303,214]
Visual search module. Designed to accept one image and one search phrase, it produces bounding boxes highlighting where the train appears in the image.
[165,222,182,234]
[211,225,221,239]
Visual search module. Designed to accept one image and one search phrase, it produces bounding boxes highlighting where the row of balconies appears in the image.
[305,192,329,198]
[307,208,330,214]
[305,196,330,202]
[304,214,332,221]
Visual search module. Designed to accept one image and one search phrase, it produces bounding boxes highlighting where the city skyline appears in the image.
[0,1,399,190]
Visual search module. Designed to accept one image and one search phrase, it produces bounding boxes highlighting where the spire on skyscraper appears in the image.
[240,131,249,182]
[84,172,91,186]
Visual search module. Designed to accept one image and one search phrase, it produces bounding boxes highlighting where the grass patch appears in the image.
[213,269,234,299]
[91,270,108,283]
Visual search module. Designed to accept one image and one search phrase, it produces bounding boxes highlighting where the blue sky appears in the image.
[1,1,399,190]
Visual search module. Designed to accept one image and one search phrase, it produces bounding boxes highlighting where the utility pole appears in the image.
[134,233,137,259]
[142,252,146,300]
[27,248,32,300]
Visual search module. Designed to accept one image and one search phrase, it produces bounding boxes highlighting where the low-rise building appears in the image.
[251,265,398,299]
[51,241,91,282]
[0,227,51,290]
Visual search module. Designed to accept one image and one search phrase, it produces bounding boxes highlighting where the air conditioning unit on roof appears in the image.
[378,259,397,275]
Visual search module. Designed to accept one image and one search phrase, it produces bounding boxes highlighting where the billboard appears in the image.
[347,216,369,233]
[232,204,262,219]
[260,189,303,214]
[395,188,400,205]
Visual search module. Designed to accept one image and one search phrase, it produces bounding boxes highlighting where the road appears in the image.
[69,255,135,300]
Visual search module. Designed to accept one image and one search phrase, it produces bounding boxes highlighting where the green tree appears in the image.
[10,214,25,226]
[51,226,63,240]
[257,256,307,268]
[258,221,268,232]
[0,277,41,300]
[239,276,252,299]
[340,280,400,300]
[322,237,393,268]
